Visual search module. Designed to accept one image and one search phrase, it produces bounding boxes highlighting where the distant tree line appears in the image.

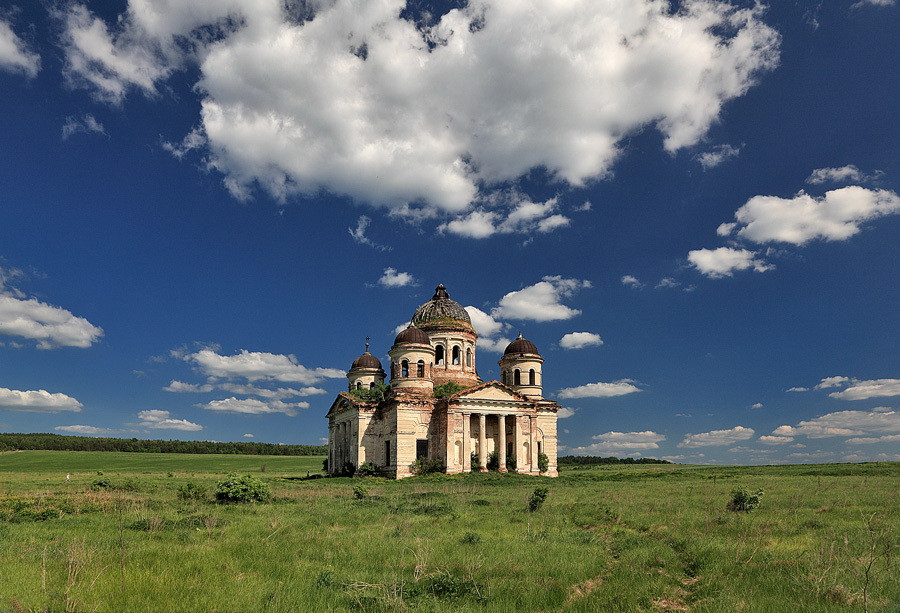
[0,433,327,456]
[558,455,671,466]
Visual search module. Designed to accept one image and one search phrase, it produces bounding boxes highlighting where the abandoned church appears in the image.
[326,284,559,478]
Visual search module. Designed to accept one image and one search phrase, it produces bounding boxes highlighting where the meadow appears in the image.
[0,451,896,612]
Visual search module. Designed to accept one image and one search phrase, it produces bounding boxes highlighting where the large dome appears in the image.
[411,284,472,328]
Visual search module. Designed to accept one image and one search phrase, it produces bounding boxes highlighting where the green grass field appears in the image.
[0,451,896,612]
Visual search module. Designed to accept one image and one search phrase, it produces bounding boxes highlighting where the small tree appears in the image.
[470,451,482,470]
[433,382,469,398]
[349,382,389,402]
[528,488,549,512]
[352,485,367,500]
[537,452,549,473]
[727,487,763,512]
[486,450,499,471]
[214,473,272,503]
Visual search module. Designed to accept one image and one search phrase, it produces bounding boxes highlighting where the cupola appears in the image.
[346,341,386,392]
[388,326,435,392]
[499,333,543,398]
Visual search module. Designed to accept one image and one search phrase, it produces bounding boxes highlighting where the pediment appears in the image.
[450,380,530,403]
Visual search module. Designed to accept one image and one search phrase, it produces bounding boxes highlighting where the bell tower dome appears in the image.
[499,333,543,398]
[347,340,385,391]
[388,326,436,392]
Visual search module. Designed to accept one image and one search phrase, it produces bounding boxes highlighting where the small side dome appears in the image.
[394,326,431,345]
[504,332,539,355]
[351,351,382,370]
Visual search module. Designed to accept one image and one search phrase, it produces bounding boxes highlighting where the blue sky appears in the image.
[0,0,897,464]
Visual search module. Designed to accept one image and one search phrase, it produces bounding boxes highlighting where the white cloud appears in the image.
[163,380,325,398]
[61,0,779,217]
[655,277,680,289]
[815,376,853,389]
[772,407,899,438]
[0,295,104,349]
[61,114,106,140]
[687,247,771,278]
[621,275,644,289]
[569,431,665,455]
[136,409,203,431]
[464,306,512,353]
[198,397,308,416]
[695,144,741,169]
[558,379,642,399]
[787,386,809,392]
[751,402,764,409]
[378,267,415,288]
[0,387,83,413]
[162,127,206,159]
[349,215,390,251]
[557,407,575,419]
[678,425,755,448]
[439,196,570,238]
[718,186,900,246]
[183,349,344,384]
[54,425,120,435]
[806,165,882,185]
[393,321,412,335]
[829,379,900,400]
[844,434,900,444]
[758,435,793,444]
[242,433,254,438]
[559,332,603,350]
[492,276,590,321]
[850,0,895,9]
[0,18,40,77]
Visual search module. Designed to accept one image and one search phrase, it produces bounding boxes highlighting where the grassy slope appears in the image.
[0,451,897,612]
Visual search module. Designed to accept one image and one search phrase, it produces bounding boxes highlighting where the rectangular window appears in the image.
[416,439,428,459]
[384,440,391,466]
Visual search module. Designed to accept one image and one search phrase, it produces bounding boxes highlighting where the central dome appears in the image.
[412,284,472,329]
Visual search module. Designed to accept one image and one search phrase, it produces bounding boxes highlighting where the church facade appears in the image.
[326,284,559,479]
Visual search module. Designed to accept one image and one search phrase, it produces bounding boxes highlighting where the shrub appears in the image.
[727,487,764,512]
[470,451,482,470]
[91,478,111,490]
[409,457,445,475]
[528,487,549,512]
[486,450,499,471]
[537,452,549,473]
[507,455,517,471]
[433,382,469,398]
[461,531,482,544]
[356,462,379,477]
[349,382,389,402]
[214,473,272,503]
[176,481,207,501]
[352,485,367,500]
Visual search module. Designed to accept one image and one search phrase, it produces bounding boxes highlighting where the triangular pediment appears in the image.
[449,380,530,403]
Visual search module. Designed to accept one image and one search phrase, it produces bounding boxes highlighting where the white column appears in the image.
[511,415,520,473]
[478,413,487,471]
[498,414,507,472]
[462,413,471,472]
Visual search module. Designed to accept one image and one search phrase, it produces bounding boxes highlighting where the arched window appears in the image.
[529,369,536,385]
[356,381,362,390]
[401,360,409,377]
[466,348,472,367]
[369,382,376,389]
[514,369,521,386]
[452,345,461,365]
[435,345,445,365]
[417,360,425,377]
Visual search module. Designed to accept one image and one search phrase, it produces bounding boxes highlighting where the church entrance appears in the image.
[416,439,428,459]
